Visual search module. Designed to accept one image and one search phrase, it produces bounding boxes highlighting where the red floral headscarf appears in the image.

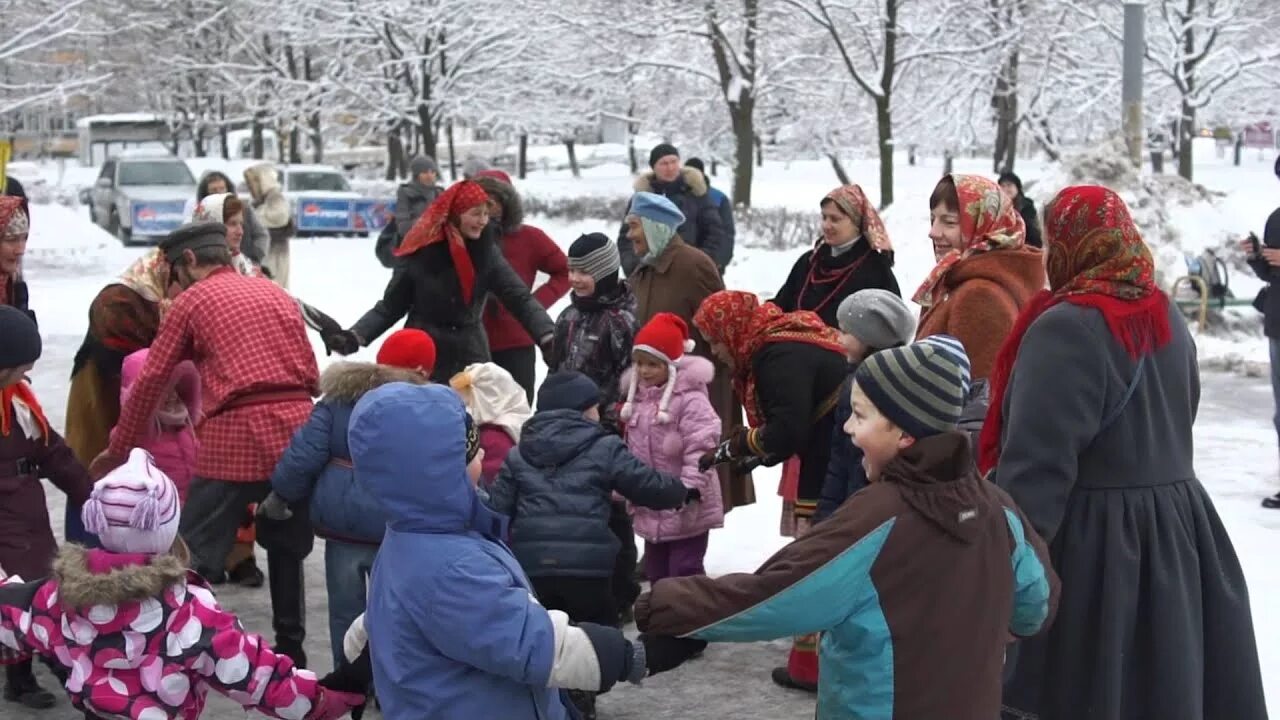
[823,184,891,252]
[396,181,491,303]
[0,197,28,242]
[693,290,844,426]
[978,185,1171,474]
[912,174,1027,308]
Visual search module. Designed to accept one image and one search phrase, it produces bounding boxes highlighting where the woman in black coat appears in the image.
[329,181,555,380]
[771,184,899,328]
[982,186,1266,720]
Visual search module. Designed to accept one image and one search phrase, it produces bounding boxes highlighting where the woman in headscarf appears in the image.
[983,186,1267,720]
[771,184,900,327]
[693,289,847,693]
[914,174,1044,381]
[0,198,32,323]
[185,170,270,264]
[329,181,555,381]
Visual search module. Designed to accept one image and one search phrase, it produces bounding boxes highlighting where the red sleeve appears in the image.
[108,297,195,458]
[530,228,570,309]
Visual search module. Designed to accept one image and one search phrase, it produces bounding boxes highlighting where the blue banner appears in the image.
[131,201,187,236]
[295,196,396,233]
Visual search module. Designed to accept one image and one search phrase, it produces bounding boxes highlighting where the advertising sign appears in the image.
[131,201,188,237]
[295,197,354,232]
[353,199,395,233]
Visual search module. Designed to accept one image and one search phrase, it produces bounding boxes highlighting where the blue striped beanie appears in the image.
[853,334,972,438]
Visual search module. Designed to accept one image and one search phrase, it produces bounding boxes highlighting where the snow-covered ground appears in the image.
[9,146,1280,716]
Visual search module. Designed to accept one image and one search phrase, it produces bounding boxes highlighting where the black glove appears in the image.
[684,488,702,506]
[322,329,361,357]
[697,438,737,473]
[538,335,557,368]
[318,645,372,719]
[640,634,707,676]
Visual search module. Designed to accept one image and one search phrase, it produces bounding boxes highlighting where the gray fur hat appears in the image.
[410,156,439,176]
[836,289,916,351]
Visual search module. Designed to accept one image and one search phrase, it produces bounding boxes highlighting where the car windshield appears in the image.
[287,171,351,192]
[117,161,195,186]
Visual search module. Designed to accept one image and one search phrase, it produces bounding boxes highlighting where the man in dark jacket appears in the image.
[395,155,444,238]
[1246,156,1280,509]
[685,157,734,265]
[617,144,729,275]
[485,371,692,719]
[998,171,1042,248]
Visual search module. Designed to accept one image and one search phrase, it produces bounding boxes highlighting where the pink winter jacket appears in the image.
[621,355,725,542]
[114,349,200,503]
[0,545,355,719]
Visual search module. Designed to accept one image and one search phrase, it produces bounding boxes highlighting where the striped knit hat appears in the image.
[81,448,181,555]
[853,334,971,439]
[568,233,620,283]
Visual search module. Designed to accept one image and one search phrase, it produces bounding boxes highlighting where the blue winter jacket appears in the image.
[487,410,689,578]
[814,374,869,523]
[270,362,427,545]
[352,383,591,720]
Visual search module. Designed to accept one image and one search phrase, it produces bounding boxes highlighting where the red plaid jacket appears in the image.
[108,267,319,482]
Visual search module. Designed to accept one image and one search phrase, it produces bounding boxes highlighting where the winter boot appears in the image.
[228,556,266,588]
[771,666,818,693]
[267,551,307,668]
[4,660,56,709]
[567,690,597,720]
[1263,491,1280,509]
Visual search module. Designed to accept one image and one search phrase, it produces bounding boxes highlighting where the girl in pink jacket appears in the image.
[112,348,199,503]
[620,313,724,581]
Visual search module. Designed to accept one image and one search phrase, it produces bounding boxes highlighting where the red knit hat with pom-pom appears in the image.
[622,313,696,424]
[376,329,437,375]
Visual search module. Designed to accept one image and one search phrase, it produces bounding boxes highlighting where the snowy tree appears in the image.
[1,0,110,118]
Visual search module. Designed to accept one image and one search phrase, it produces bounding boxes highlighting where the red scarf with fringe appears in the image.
[693,290,844,426]
[1,382,50,444]
[394,181,491,304]
[978,185,1171,474]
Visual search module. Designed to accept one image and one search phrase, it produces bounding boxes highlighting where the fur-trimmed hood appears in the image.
[53,543,189,609]
[243,163,292,229]
[320,361,429,404]
[473,175,524,233]
[634,166,708,198]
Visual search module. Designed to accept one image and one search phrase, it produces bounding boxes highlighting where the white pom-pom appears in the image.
[683,339,696,353]
[657,410,671,424]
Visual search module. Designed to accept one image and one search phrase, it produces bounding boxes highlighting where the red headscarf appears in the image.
[913,174,1027,309]
[395,180,491,304]
[693,290,844,426]
[823,184,892,252]
[977,185,1171,474]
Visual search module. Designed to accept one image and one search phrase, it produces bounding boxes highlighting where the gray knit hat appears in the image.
[853,334,971,438]
[836,289,916,350]
[568,233,620,282]
[410,155,438,176]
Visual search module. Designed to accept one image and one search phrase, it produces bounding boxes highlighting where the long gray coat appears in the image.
[993,301,1267,720]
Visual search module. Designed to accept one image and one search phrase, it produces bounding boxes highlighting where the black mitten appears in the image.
[684,488,702,505]
[318,645,372,719]
[640,634,707,676]
[322,330,361,357]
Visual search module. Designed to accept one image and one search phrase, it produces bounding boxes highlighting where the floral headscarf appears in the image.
[693,290,844,426]
[0,197,28,242]
[117,249,170,304]
[978,185,1171,474]
[823,184,891,252]
[396,180,491,304]
[912,174,1027,308]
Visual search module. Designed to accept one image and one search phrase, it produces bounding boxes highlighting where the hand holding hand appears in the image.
[697,431,748,473]
[256,491,294,521]
[640,634,708,676]
[538,335,557,368]
[315,646,372,720]
[322,330,361,357]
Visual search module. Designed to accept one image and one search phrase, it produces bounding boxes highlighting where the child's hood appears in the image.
[320,361,428,404]
[621,353,715,399]
[877,431,992,543]
[120,349,201,419]
[517,409,609,469]
[52,543,189,609]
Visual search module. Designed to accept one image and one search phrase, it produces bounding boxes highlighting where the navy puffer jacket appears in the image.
[486,410,688,578]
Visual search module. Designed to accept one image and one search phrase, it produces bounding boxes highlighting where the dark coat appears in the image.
[485,410,688,578]
[351,223,556,381]
[994,301,1267,720]
[1016,196,1042,248]
[771,239,901,328]
[394,181,443,239]
[750,341,849,513]
[707,185,735,254]
[270,362,427,545]
[813,373,867,523]
[550,282,638,431]
[0,399,92,579]
[617,168,730,274]
[1247,207,1280,338]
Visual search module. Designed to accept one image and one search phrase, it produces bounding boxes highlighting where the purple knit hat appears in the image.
[82,448,181,555]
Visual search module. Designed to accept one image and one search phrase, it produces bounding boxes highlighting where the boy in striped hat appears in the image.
[635,335,1059,720]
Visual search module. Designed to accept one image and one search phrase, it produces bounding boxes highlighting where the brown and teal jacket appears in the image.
[635,432,1059,720]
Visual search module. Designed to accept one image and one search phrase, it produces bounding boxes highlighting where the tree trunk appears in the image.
[386,128,404,181]
[730,98,754,208]
[289,127,301,164]
[827,153,851,185]
[565,139,581,178]
[518,134,529,179]
[446,120,457,180]
[754,134,763,167]
[416,104,437,161]
[309,113,323,164]
[217,96,229,160]
[943,149,954,175]
[1177,4,1197,182]
[1177,99,1195,181]
[875,96,893,210]
[627,134,638,174]
[992,49,1020,172]
[251,118,264,160]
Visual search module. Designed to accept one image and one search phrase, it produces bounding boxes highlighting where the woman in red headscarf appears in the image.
[331,181,555,381]
[693,289,847,692]
[771,184,900,328]
[984,186,1266,720]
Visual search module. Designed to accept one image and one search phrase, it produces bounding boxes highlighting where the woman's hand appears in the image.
[322,330,361,357]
